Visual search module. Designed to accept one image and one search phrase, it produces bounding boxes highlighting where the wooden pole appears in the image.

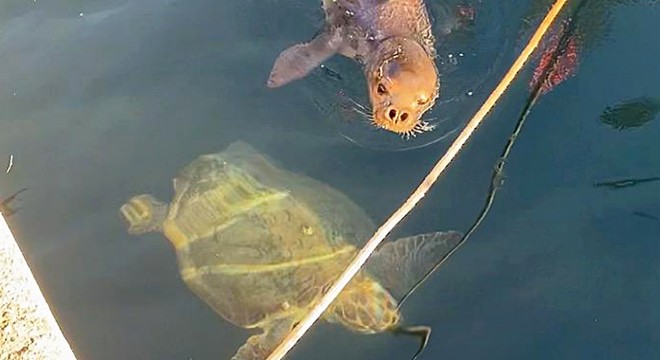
[266,0,570,359]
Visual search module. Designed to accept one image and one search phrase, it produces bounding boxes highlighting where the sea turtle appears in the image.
[267,0,441,137]
[119,142,462,360]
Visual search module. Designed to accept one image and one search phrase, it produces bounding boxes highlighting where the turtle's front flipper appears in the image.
[267,26,344,88]
[231,318,295,360]
[366,231,463,301]
[367,231,463,360]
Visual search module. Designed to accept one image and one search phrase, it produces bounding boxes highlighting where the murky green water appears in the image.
[1,0,658,359]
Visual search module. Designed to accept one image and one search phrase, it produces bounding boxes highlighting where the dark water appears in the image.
[1,0,659,359]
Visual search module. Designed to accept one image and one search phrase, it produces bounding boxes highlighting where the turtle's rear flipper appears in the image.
[267,26,344,88]
[231,318,294,360]
[393,325,431,360]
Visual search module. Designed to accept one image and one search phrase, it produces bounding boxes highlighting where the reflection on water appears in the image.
[119,141,462,359]
[0,0,659,359]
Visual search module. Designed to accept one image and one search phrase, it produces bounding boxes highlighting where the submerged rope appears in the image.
[397,0,587,309]
[266,1,570,359]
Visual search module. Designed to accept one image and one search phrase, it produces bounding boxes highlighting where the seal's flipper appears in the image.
[230,318,294,360]
[267,27,343,88]
[366,231,463,301]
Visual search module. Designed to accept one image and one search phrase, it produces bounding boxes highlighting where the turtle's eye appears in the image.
[377,83,387,95]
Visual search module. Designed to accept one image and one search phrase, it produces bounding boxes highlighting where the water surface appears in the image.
[0,1,658,359]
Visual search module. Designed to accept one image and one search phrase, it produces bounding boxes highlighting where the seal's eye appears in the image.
[377,83,387,95]
[417,98,428,106]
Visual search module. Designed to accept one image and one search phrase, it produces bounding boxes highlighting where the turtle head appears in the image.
[324,277,402,334]
[365,37,439,137]
[119,194,168,235]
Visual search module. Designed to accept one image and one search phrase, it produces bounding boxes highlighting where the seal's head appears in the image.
[365,37,439,136]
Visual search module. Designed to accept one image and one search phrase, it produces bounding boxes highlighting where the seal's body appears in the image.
[268,0,439,136]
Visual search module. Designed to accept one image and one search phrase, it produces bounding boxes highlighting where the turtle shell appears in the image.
[160,142,375,329]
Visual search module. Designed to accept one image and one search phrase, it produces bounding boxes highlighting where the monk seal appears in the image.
[267,0,439,137]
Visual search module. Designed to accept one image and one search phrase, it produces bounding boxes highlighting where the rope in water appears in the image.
[266,1,570,359]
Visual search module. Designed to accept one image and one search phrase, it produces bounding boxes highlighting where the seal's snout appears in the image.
[385,107,410,123]
[365,37,440,136]
[266,74,283,89]
[372,105,419,135]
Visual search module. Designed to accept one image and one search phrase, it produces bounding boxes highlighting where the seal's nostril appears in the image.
[400,112,409,121]
[388,109,397,120]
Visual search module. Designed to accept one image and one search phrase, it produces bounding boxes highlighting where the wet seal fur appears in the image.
[268,0,439,136]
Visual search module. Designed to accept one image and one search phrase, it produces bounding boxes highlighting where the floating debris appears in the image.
[6,155,14,174]
[593,176,660,189]
[600,96,660,130]
[632,211,659,221]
